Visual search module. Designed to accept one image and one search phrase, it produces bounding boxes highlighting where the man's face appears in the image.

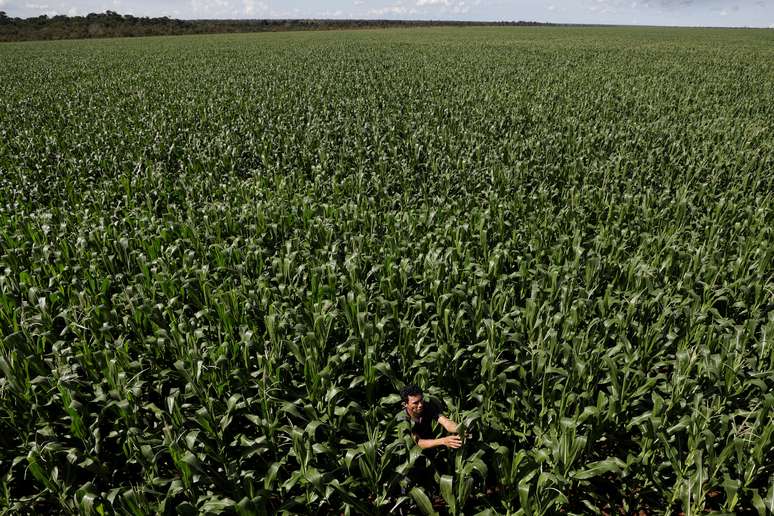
[405,394,424,419]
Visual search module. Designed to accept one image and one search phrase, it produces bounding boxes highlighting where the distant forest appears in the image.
[0,11,553,42]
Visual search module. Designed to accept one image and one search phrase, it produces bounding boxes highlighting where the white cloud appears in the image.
[318,9,345,17]
[368,4,418,16]
[348,0,479,16]
[243,0,268,16]
[413,0,473,14]
[451,2,471,14]
[190,0,231,16]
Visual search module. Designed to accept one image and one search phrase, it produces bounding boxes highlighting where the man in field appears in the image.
[398,385,463,500]
[399,384,462,450]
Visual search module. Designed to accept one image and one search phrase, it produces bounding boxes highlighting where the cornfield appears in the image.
[1,26,773,515]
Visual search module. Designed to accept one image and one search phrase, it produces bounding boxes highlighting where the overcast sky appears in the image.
[1,0,772,27]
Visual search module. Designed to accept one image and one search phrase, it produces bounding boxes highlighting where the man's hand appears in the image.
[416,434,463,449]
[442,435,462,449]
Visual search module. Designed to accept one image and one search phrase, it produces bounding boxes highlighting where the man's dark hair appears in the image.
[400,384,423,403]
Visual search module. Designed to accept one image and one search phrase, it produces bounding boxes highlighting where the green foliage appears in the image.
[1,26,773,515]
[0,12,552,43]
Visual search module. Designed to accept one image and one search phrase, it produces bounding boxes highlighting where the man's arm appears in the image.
[437,415,458,433]
[415,434,462,449]
[412,413,461,449]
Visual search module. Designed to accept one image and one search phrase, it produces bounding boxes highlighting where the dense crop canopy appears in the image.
[0,27,773,514]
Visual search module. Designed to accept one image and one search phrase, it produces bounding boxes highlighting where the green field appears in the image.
[1,27,773,515]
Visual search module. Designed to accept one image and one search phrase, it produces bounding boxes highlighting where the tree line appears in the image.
[0,11,553,42]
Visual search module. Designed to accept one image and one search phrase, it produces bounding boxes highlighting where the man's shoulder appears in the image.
[425,398,443,419]
[423,398,443,421]
[393,397,444,422]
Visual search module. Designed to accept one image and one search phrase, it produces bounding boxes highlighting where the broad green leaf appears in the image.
[572,458,625,480]
[409,487,438,516]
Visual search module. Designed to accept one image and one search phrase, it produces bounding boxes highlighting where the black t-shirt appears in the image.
[401,400,442,440]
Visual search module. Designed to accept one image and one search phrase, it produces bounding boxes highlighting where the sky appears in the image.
[1,0,773,28]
